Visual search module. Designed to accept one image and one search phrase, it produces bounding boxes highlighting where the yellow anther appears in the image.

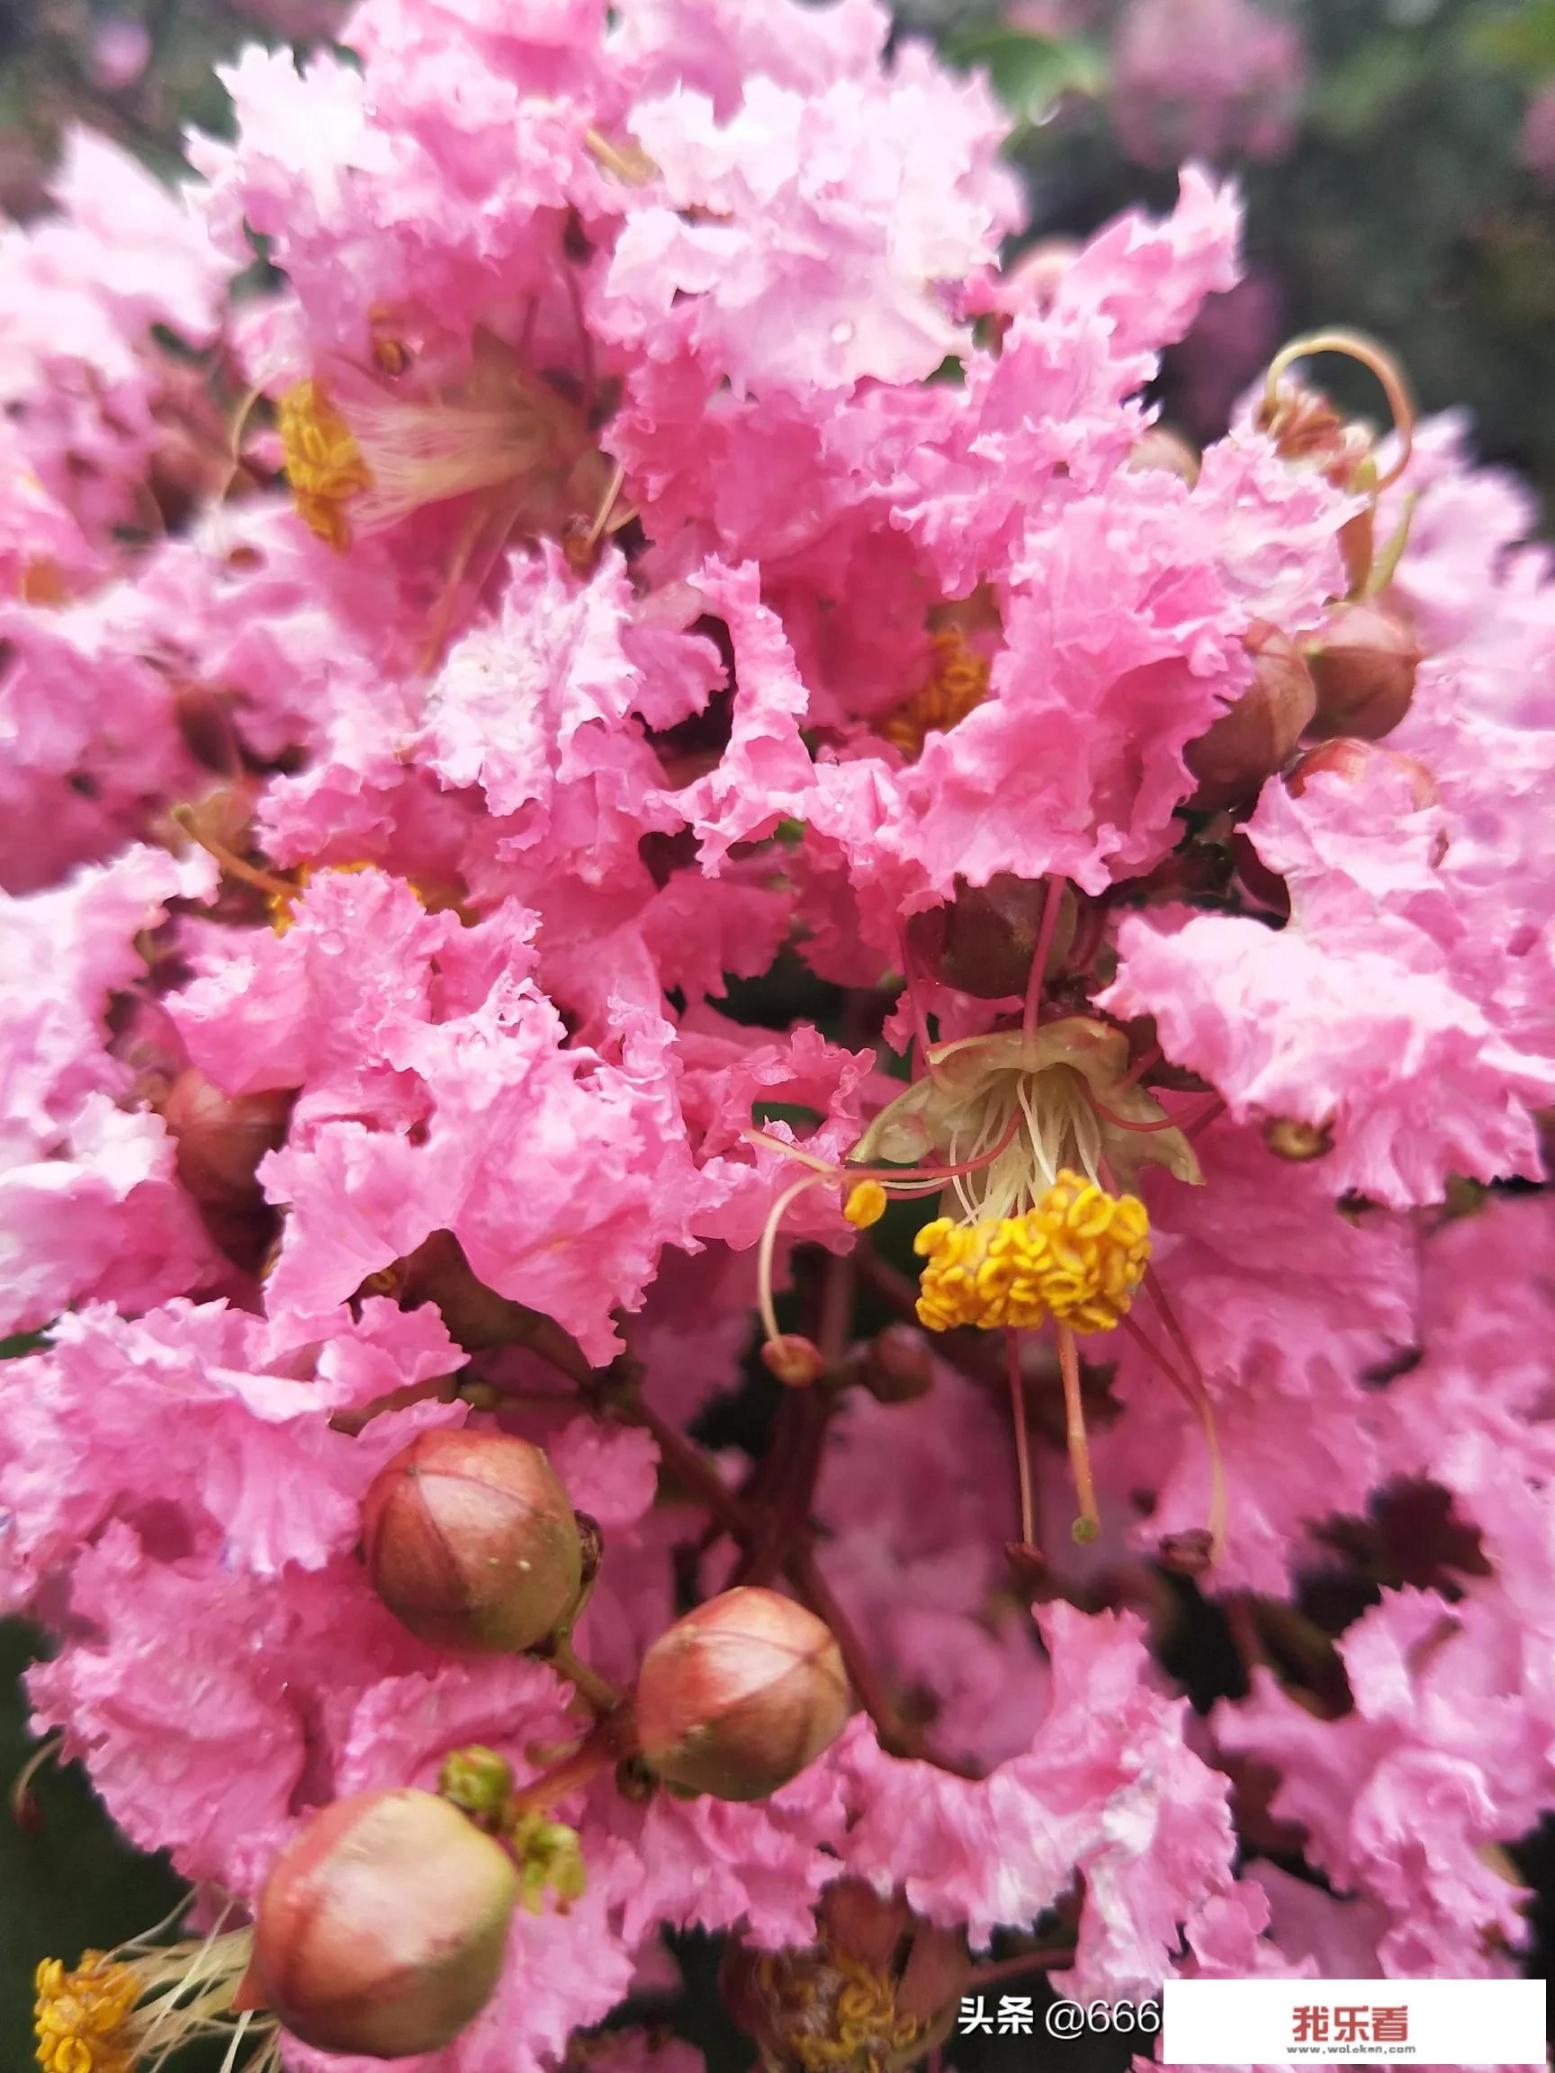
[267,859,379,936]
[914,1170,1150,1335]
[843,1180,888,1229]
[35,1928,268,2073]
[34,1955,140,2073]
[879,627,990,758]
[278,380,372,552]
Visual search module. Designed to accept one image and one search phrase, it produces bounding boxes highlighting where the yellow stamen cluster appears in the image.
[35,1929,275,2073]
[914,1170,1150,1335]
[754,1951,923,2073]
[879,628,990,759]
[35,1954,139,2073]
[278,380,372,551]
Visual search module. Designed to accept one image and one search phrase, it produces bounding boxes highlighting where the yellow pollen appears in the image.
[843,1181,888,1229]
[278,380,372,552]
[913,1170,1150,1335]
[879,628,990,758]
[790,1954,923,2073]
[34,1956,138,2073]
[36,1917,272,2073]
[267,859,382,936]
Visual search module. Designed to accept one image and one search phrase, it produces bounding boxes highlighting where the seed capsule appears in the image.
[254,1788,518,2058]
[634,1587,850,1801]
[362,1429,583,1653]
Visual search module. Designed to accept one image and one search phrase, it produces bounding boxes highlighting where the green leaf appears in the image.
[1308,35,1430,140]
[944,27,1107,123]
[0,1332,46,1360]
[1468,1,1555,79]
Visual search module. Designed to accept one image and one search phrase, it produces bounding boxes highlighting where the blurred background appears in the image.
[1,0,1551,2065]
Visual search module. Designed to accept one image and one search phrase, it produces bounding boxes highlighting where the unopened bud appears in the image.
[1185,621,1315,809]
[254,1788,519,2057]
[1286,736,1439,810]
[161,1068,292,1208]
[761,1334,825,1388]
[438,1745,514,1827]
[1127,426,1202,487]
[1305,601,1423,742]
[634,1586,850,1801]
[857,1324,935,1404]
[362,1429,583,1653]
[906,875,1076,1000]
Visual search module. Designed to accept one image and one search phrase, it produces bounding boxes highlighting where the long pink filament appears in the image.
[1118,1298,1227,1562]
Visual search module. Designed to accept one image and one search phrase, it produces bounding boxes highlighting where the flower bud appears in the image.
[856,1324,935,1405]
[906,875,1076,1000]
[362,1429,583,1653]
[438,1745,514,1827]
[1304,600,1423,741]
[1185,621,1316,808]
[1127,426,1202,487]
[254,1788,519,2057]
[161,1067,293,1208]
[634,1587,850,1801]
[1286,736,1439,810]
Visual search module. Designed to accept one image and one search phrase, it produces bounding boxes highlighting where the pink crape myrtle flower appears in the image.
[4,5,1555,2073]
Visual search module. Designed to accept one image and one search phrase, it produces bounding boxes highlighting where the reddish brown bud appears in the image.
[634,1586,850,1801]
[161,1068,293,1209]
[1287,736,1439,810]
[1304,600,1423,742]
[1127,426,1202,487]
[1185,621,1316,809]
[856,1324,935,1404]
[254,1788,518,2058]
[362,1430,583,1653]
[906,874,1077,1000]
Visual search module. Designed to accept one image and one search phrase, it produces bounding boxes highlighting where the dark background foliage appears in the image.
[1,2,1551,2067]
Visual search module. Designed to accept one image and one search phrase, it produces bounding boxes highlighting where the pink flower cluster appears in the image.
[1109,0,1306,167]
[2,2,1552,2070]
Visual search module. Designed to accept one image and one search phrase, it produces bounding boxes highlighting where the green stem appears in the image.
[547,1638,627,1718]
